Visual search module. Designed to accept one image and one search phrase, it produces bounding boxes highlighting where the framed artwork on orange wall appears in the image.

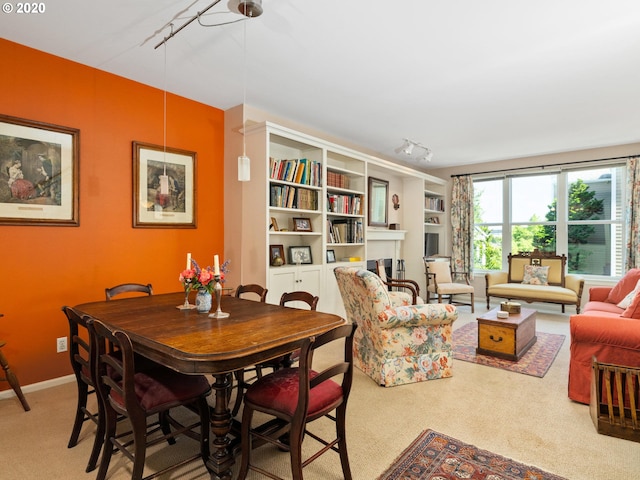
[0,114,79,226]
[133,141,197,228]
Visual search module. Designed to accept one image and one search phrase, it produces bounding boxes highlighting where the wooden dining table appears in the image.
[74,291,345,480]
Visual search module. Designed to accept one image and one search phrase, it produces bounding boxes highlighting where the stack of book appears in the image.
[270,157,322,187]
[326,193,362,215]
[327,218,364,244]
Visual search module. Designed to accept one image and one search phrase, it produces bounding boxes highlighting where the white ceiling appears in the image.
[3,0,640,169]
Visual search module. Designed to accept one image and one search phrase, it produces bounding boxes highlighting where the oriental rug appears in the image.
[377,429,567,480]
[452,322,565,378]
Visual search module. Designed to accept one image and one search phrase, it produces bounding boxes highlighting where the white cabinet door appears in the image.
[267,265,322,305]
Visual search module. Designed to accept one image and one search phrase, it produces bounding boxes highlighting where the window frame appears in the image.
[473,162,626,278]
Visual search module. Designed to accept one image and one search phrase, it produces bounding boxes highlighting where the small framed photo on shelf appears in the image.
[292,217,312,232]
[326,249,336,263]
[269,244,285,266]
[289,245,312,265]
[270,217,279,231]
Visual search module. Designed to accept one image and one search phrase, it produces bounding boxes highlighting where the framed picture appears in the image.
[270,217,279,231]
[0,114,79,226]
[289,245,312,265]
[368,176,389,227]
[326,249,336,263]
[133,141,196,228]
[269,244,285,266]
[292,217,312,232]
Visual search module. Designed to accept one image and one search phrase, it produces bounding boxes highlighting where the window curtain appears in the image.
[451,175,473,278]
[625,156,640,269]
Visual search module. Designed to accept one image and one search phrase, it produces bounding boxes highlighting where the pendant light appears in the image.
[237,10,251,182]
[159,41,170,194]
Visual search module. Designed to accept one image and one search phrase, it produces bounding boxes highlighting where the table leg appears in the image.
[205,373,234,480]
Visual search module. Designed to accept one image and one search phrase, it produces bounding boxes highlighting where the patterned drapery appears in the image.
[451,175,473,278]
[625,156,640,269]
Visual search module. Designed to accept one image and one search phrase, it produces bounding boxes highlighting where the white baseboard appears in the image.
[0,374,75,400]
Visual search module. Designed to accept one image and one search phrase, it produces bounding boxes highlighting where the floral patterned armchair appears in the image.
[334,267,458,387]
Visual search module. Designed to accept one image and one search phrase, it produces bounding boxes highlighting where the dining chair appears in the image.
[280,290,319,311]
[231,283,269,416]
[375,259,423,304]
[423,256,475,312]
[0,313,30,412]
[276,291,319,368]
[234,283,268,302]
[62,306,105,472]
[89,318,211,480]
[237,323,357,480]
[105,283,153,301]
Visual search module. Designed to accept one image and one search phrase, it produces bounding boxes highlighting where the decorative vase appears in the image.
[195,289,212,313]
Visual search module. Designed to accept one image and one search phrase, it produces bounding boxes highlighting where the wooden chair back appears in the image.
[235,284,268,302]
[279,291,319,310]
[105,283,153,301]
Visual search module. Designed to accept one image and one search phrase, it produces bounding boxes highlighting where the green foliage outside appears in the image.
[474,179,604,272]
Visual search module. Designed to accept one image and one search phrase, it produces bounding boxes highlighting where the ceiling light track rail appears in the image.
[154,0,224,50]
[153,0,262,49]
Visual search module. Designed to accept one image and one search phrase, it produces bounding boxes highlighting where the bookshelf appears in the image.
[225,120,447,315]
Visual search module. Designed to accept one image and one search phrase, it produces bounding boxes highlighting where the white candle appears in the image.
[214,254,220,275]
[186,252,191,270]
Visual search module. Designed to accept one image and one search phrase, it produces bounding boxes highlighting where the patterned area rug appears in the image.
[453,322,565,378]
[377,429,567,480]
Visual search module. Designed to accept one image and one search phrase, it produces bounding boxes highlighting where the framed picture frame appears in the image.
[326,249,336,263]
[0,114,79,226]
[292,217,312,232]
[269,244,285,266]
[270,217,279,231]
[289,245,312,265]
[368,176,389,227]
[133,141,196,228]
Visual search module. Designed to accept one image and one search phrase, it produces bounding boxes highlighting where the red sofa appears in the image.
[568,269,640,404]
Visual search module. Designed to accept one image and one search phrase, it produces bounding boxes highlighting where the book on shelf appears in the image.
[270,185,318,210]
[425,196,444,212]
[326,193,362,215]
[327,218,363,244]
[327,171,350,189]
[270,157,322,187]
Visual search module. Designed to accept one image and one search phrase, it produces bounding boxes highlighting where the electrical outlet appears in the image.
[56,336,68,353]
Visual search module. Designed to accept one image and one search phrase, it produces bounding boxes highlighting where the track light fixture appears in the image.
[395,139,433,162]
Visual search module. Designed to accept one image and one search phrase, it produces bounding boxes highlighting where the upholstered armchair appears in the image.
[334,266,458,387]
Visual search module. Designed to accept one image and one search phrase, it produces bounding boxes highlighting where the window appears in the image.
[473,164,625,277]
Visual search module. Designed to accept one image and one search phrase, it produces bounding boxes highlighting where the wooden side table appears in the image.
[0,314,30,411]
[476,307,537,361]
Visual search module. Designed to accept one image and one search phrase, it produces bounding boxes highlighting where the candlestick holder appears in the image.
[209,275,229,318]
[177,285,196,310]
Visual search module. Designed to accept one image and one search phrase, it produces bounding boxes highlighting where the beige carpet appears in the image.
[1,305,639,479]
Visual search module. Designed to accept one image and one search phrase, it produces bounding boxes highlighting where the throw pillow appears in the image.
[617,279,640,309]
[622,286,640,319]
[522,265,549,285]
[606,268,640,304]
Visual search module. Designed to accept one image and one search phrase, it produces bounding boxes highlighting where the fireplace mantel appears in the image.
[367,229,407,241]
[366,229,407,276]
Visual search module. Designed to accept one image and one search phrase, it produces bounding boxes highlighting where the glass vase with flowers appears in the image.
[178,258,229,311]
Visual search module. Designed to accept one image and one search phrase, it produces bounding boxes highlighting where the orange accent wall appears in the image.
[0,39,225,389]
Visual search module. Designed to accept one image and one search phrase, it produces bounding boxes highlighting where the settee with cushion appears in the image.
[485,249,584,313]
[568,268,640,404]
[334,266,458,387]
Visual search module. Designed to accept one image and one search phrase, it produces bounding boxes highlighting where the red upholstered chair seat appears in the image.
[110,367,211,412]
[245,368,343,417]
